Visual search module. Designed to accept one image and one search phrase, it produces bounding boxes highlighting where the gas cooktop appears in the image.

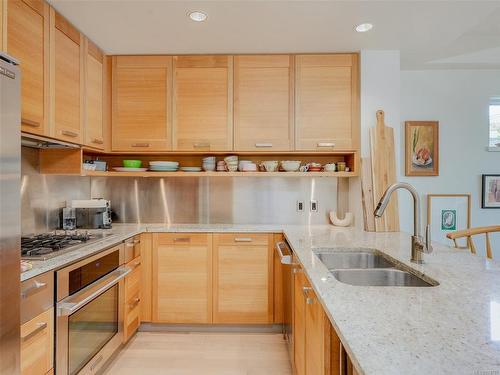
[21,230,106,260]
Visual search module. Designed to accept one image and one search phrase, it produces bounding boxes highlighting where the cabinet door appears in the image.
[293,264,306,375]
[295,54,359,151]
[52,10,82,143]
[152,233,212,324]
[173,55,233,151]
[213,233,273,324]
[7,0,49,135]
[139,233,153,322]
[112,56,172,151]
[124,257,141,343]
[84,38,104,149]
[234,55,294,151]
[20,308,54,375]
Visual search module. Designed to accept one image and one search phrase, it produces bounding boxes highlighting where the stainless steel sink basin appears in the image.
[315,250,395,270]
[331,269,436,287]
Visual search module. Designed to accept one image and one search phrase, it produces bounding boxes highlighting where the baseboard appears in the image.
[139,323,284,334]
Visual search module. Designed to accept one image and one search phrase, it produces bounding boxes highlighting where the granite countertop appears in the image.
[21,223,500,375]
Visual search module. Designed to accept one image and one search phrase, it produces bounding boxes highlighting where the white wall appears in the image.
[400,70,500,258]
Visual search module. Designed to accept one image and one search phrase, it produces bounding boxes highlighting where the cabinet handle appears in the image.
[21,322,47,342]
[131,143,150,148]
[130,260,141,269]
[133,239,141,245]
[129,297,141,308]
[21,280,47,298]
[193,143,210,148]
[234,237,252,242]
[317,142,335,148]
[174,237,191,243]
[92,137,104,144]
[125,242,135,248]
[292,267,303,274]
[303,287,314,305]
[255,143,273,148]
[22,118,41,128]
[61,129,79,138]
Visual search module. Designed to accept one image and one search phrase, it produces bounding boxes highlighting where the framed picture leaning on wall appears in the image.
[482,174,500,208]
[405,121,439,176]
[427,194,471,247]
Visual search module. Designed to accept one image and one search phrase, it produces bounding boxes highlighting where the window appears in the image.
[490,98,500,147]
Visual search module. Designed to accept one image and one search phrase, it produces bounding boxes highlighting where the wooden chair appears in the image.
[446,225,500,259]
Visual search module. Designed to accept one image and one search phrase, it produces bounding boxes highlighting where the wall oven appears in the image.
[56,244,130,375]
[275,240,294,361]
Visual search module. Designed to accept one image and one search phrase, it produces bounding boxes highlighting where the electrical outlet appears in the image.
[310,200,318,212]
[297,200,304,212]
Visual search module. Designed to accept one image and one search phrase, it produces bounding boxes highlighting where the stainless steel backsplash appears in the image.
[22,148,338,233]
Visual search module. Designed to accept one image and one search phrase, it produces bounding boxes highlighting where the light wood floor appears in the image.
[103,332,293,375]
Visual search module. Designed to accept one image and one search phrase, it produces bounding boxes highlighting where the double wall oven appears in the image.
[56,244,130,375]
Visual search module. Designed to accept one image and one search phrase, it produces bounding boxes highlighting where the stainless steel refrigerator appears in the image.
[0,52,21,375]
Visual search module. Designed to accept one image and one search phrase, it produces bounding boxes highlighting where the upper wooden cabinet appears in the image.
[83,38,104,149]
[173,55,233,151]
[7,0,50,136]
[112,56,172,151]
[295,54,359,151]
[51,10,82,143]
[234,55,294,151]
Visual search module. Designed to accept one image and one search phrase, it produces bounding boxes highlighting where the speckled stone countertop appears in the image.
[22,224,500,375]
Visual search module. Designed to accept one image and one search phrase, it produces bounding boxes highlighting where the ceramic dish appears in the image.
[280,160,301,172]
[113,167,148,172]
[149,161,179,167]
[180,167,202,172]
[123,160,142,168]
[149,167,179,171]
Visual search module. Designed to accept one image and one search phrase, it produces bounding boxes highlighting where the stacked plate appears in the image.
[180,167,202,172]
[149,161,179,172]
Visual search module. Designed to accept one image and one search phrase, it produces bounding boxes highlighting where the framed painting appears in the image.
[405,121,439,176]
[482,174,500,208]
[427,194,471,247]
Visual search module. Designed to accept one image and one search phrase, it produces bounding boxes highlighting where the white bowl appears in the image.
[238,160,252,171]
[224,155,238,163]
[281,160,301,172]
[261,160,279,172]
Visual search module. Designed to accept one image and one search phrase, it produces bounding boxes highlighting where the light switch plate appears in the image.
[297,200,304,212]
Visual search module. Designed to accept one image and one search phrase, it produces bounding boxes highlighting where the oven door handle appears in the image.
[275,242,292,265]
[57,266,131,317]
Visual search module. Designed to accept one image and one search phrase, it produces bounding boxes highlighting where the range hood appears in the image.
[21,132,80,149]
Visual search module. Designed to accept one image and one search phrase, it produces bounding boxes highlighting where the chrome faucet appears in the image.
[374,182,432,263]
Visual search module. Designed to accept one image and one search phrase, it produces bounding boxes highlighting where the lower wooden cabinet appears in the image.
[124,256,142,342]
[20,308,54,375]
[152,233,213,323]
[293,259,331,375]
[212,233,274,324]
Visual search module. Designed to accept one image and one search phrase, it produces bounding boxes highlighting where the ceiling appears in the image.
[48,0,500,70]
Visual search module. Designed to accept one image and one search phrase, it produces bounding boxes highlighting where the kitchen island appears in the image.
[22,224,500,375]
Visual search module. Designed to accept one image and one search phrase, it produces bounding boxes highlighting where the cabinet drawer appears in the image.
[21,308,54,375]
[124,290,141,343]
[125,257,142,300]
[155,233,211,246]
[124,235,141,263]
[21,272,54,324]
[214,233,271,246]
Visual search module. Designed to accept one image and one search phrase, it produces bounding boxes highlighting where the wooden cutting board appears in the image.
[369,110,400,232]
[360,158,376,232]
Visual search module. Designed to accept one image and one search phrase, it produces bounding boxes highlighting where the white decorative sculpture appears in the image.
[329,211,353,227]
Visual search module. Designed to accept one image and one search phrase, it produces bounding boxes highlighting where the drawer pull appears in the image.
[255,143,273,148]
[131,260,141,269]
[92,137,104,144]
[234,237,252,242]
[21,322,47,341]
[292,267,303,274]
[133,239,141,245]
[125,242,135,248]
[129,297,141,308]
[317,142,335,148]
[22,118,41,128]
[302,286,314,304]
[131,143,150,148]
[61,129,79,138]
[174,237,191,243]
[21,280,47,299]
[193,142,210,148]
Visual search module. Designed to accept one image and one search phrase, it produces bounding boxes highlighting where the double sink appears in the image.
[315,249,438,287]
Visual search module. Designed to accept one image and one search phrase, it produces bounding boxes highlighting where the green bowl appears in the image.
[123,160,142,168]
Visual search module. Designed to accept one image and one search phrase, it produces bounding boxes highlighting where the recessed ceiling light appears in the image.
[355,23,373,33]
[189,11,207,22]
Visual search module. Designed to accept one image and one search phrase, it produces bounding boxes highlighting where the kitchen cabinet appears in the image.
[112,56,172,151]
[139,233,153,322]
[152,233,213,324]
[20,307,54,375]
[295,54,359,151]
[7,0,50,136]
[124,255,142,343]
[212,233,273,324]
[293,259,331,375]
[83,38,104,149]
[173,55,233,151]
[51,9,82,143]
[234,55,294,151]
